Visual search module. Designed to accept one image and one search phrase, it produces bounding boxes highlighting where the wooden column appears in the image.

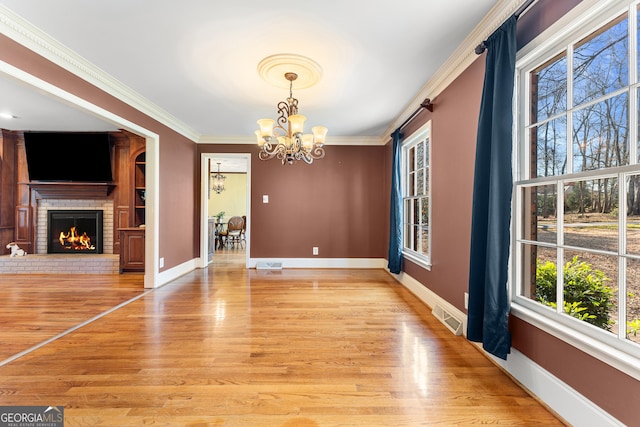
[0,130,17,250]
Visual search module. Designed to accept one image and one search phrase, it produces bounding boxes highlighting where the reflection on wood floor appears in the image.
[0,252,565,426]
[211,244,246,267]
[0,272,146,363]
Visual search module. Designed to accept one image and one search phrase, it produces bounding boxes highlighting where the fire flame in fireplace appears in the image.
[59,227,95,250]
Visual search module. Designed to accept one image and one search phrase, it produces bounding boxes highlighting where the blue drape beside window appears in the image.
[388,129,403,274]
[466,15,517,360]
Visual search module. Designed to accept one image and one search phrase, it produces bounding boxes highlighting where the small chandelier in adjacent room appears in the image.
[210,162,226,194]
[255,71,327,165]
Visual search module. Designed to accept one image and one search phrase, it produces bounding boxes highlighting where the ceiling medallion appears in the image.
[257,53,322,89]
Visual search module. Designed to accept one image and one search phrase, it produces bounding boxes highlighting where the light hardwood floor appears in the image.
[0,252,565,426]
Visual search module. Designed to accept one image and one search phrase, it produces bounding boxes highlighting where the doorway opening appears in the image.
[200,153,251,268]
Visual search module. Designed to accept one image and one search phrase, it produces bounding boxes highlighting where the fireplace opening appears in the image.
[48,210,103,254]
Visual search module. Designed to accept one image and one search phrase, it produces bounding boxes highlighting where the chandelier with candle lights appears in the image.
[255,72,327,165]
[210,162,226,194]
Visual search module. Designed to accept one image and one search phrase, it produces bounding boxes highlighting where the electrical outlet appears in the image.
[312,247,319,256]
[159,257,164,268]
[464,292,469,309]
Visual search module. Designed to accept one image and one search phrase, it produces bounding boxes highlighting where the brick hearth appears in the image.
[0,254,119,274]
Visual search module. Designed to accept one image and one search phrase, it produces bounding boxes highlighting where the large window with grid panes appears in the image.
[402,121,431,268]
[514,0,640,373]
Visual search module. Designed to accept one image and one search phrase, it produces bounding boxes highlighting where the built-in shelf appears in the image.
[25,181,115,199]
[133,152,146,227]
[118,150,146,273]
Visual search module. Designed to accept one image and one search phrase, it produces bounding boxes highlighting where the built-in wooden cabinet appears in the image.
[118,148,145,272]
[119,227,145,272]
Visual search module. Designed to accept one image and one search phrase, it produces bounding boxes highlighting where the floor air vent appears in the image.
[432,304,463,335]
[256,262,283,270]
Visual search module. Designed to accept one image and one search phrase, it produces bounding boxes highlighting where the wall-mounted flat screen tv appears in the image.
[24,132,114,182]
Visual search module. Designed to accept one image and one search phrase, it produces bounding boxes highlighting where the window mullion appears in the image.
[513,185,523,297]
[566,43,574,175]
[521,68,531,181]
[411,152,422,253]
[630,85,638,165]
[619,172,628,339]
[630,3,638,165]
[630,2,637,84]
[556,180,565,314]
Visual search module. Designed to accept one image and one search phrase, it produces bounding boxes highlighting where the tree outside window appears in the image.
[517,6,640,346]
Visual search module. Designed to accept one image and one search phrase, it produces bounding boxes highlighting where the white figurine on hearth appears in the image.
[6,242,27,257]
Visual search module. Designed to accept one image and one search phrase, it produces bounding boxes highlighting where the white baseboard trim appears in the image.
[391,269,622,426]
[488,348,624,427]
[248,257,386,269]
[392,270,468,337]
[154,257,200,288]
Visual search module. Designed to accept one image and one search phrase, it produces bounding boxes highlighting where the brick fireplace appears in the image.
[0,129,146,275]
[36,199,114,254]
[0,198,118,274]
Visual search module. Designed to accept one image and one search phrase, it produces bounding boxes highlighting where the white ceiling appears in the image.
[0,0,501,148]
[0,74,120,132]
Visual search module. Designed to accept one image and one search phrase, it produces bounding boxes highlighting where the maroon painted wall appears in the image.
[0,34,197,272]
[402,57,485,312]
[391,1,636,424]
[517,0,583,49]
[197,144,387,259]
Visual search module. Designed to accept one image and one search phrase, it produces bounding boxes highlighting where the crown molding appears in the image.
[382,0,527,142]
[198,134,384,146]
[0,4,200,142]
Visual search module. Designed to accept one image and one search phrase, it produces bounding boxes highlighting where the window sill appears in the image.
[511,300,640,381]
[403,250,431,271]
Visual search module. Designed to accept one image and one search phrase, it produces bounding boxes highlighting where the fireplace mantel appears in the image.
[24,182,116,199]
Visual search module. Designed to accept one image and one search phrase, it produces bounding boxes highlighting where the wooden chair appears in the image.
[221,216,244,248]
[214,221,225,249]
[241,215,247,246]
